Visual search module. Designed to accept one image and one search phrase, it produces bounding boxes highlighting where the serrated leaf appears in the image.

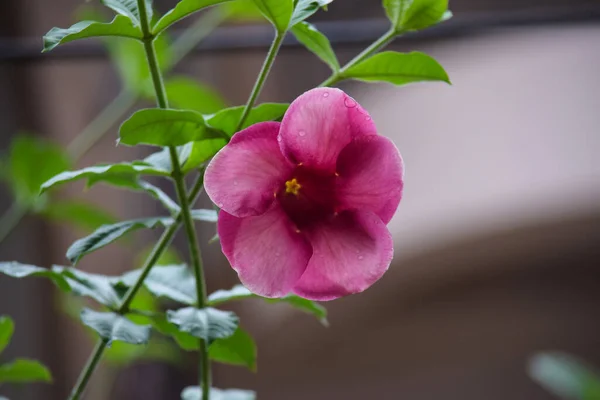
[401,0,449,31]
[8,135,70,204]
[41,200,118,232]
[182,386,255,400]
[182,139,227,172]
[66,217,172,264]
[139,181,181,214]
[341,51,449,86]
[119,109,223,147]
[167,307,238,344]
[289,0,333,27]
[0,359,52,384]
[0,262,70,292]
[81,308,150,345]
[207,103,289,137]
[0,316,14,354]
[52,266,122,307]
[250,0,294,33]
[119,264,197,305]
[164,76,227,114]
[40,162,170,193]
[209,327,256,371]
[208,285,328,325]
[153,0,232,35]
[291,22,338,71]
[42,15,142,52]
[102,0,153,25]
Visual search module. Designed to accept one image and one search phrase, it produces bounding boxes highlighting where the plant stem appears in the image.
[67,174,205,400]
[234,31,285,132]
[0,202,27,244]
[138,0,210,396]
[319,28,397,87]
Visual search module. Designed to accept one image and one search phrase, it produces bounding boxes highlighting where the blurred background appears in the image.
[0,0,599,399]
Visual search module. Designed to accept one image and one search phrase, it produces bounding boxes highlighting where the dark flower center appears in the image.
[276,165,338,230]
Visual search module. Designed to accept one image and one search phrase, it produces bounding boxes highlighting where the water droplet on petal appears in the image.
[298,130,306,137]
[233,180,238,186]
[357,255,364,260]
[277,136,282,142]
[344,97,357,108]
[365,116,372,121]
[217,202,224,208]
[275,252,280,257]
[323,92,330,98]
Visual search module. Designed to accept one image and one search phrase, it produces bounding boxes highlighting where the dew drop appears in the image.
[217,202,224,208]
[277,136,282,142]
[323,92,330,98]
[344,97,357,108]
[233,180,238,186]
[275,252,281,257]
[298,130,306,137]
[357,255,364,260]
[365,116,372,121]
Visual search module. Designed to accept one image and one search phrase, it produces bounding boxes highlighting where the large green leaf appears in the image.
[66,217,171,264]
[289,0,333,27]
[209,327,256,371]
[7,135,70,204]
[40,162,170,193]
[52,266,122,308]
[42,200,118,232]
[383,0,450,32]
[0,316,14,354]
[181,387,255,400]
[119,109,223,147]
[101,0,153,25]
[0,262,70,292]
[164,76,227,114]
[208,285,328,325]
[43,16,142,52]
[224,0,264,21]
[167,307,238,344]
[291,22,338,71]
[80,308,150,345]
[0,359,52,384]
[119,264,197,305]
[250,0,294,33]
[529,352,600,400]
[207,103,289,137]
[153,0,233,35]
[341,51,449,86]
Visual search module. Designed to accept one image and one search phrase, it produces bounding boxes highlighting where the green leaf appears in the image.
[66,217,172,265]
[167,307,238,343]
[153,0,232,35]
[52,266,122,307]
[119,109,223,147]
[101,0,153,25]
[207,103,289,137]
[41,200,118,232]
[289,0,333,27]
[0,359,52,384]
[224,0,264,21]
[341,51,449,86]
[164,76,227,114]
[0,262,70,292]
[182,139,227,172]
[0,316,14,354]
[291,22,338,71]
[208,285,328,325]
[190,209,218,222]
[80,308,150,345]
[40,162,170,193]
[181,387,255,400]
[147,313,200,351]
[250,0,294,33]
[8,135,70,204]
[529,352,600,400]
[383,0,450,32]
[43,16,142,52]
[119,264,197,305]
[209,327,256,371]
[139,181,181,214]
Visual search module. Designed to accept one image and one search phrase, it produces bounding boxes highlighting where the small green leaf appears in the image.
[119,264,197,305]
[208,285,254,304]
[0,359,52,384]
[52,266,122,308]
[41,200,118,232]
[0,262,70,292]
[139,181,181,214]
[101,0,153,25]
[8,135,70,204]
[119,109,223,147]
[147,313,200,351]
[167,307,238,343]
[207,103,289,137]
[66,217,172,265]
[291,22,338,71]
[289,0,333,27]
[181,387,255,400]
[401,0,449,31]
[382,0,410,28]
[224,0,264,21]
[81,308,150,345]
[190,209,218,222]
[209,327,257,371]
[342,51,449,86]
[165,76,227,114]
[182,139,227,172]
[153,0,232,35]
[0,316,14,354]
[250,0,294,33]
[42,16,142,52]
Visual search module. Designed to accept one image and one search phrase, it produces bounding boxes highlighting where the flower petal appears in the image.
[292,210,393,301]
[336,135,404,223]
[218,206,312,298]
[205,122,293,218]
[279,88,377,173]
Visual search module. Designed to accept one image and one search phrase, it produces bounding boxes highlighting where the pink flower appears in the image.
[205,88,404,301]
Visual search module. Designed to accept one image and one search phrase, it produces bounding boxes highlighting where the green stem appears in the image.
[234,31,285,132]
[319,28,397,87]
[67,340,109,400]
[0,202,28,244]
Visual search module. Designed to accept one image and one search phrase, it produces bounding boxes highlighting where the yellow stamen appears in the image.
[285,178,301,195]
